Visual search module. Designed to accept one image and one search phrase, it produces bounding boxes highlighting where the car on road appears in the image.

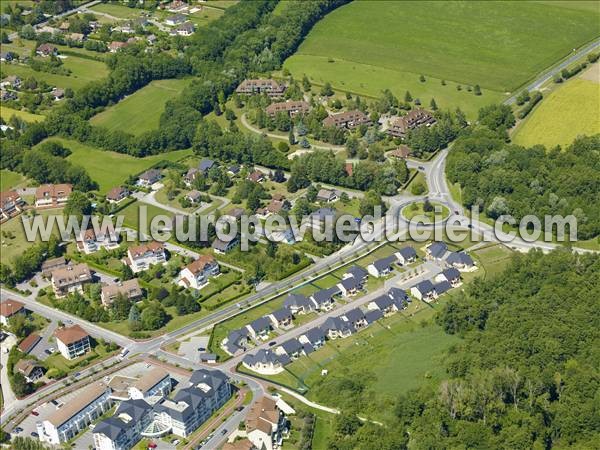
[268,341,276,346]
[454,210,460,215]
[418,166,425,170]
[30,432,38,438]
[235,406,244,411]
[74,372,81,377]
[14,427,23,434]
[31,410,39,416]
[221,428,228,436]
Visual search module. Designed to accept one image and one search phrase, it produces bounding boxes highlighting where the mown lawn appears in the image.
[1,56,108,91]
[35,138,192,194]
[0,209,58,266]
[402,201,450,224]
[513,76,600,149]
[0,169,27,191]
[0,106,44,123]
[89,2,143,18]
[284,0,600,116]
[90,79,191,135]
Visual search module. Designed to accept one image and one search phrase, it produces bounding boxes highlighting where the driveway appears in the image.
[0,333,18,410]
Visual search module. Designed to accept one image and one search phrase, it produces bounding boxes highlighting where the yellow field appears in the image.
[514,74,600,149]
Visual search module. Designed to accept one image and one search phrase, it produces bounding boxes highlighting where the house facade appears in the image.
[126,241,166,273]
[51,263,92,297]
[236,79,286,98]
[322,110,371,129]
[35,183,72,208]
[265,100,309,117]
[54,324,91,360]
[178,255,220,290]
[0,190,25,220]
[387,108,436,138]
[101,279,143,307]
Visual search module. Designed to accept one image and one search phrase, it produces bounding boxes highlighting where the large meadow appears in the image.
[513,63,600,148]
[284,0,600,117]
[90,79,191,136]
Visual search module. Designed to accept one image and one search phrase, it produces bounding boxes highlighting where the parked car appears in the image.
[44,349,52,355]
[221,429,228,436]
[31,410,39,416]
[268,341,276,347]
[235,406,244,411]
[30,432,38,437]
[418,165,425,170]
[14,427,23,433]
[48,347,55,353]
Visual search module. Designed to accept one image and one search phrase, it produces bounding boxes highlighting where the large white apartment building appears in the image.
[178,254,220,290]
[38,383,114,445]
[93,369,231,450]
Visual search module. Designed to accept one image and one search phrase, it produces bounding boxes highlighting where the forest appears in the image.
[325,250,600,448]
[446,112,600,240]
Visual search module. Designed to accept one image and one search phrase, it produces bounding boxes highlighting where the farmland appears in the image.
[513,66,600,148]
[89,2,143,19]
[90,79,191,136]
[36,138,192,194]
[284,0,600,117]
[0,209,58,266]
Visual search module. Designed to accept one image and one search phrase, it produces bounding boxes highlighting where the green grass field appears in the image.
[0,209,58,265]
[0,106,44,123]
[89,2,143,18]
[513,72,600,148]
[284,0,600,117]
[0,169,27,191]
[35,138,192,194]
[90,79,191,135]
[402,201,450,223]
[1,57,108,91]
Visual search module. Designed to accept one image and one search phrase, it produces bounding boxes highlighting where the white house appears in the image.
[395,246,417,265]
[77,227,119,254]
[446,251,476,271]
[268,308,293,329]
[246,317,272,340]
[178,255,219,290]
[0,299,25,326]
[246,396,285,450]
[367,256,396,278]
[126,241,166,273]
[242,350,289,375]
[435,267,462,287]
[54,325,91,360]
[410,280,438,302]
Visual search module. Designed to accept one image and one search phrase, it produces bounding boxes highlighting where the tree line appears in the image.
[446,116,600,240]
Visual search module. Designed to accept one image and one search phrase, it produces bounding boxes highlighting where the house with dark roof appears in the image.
[395,246,417,265]
[165,13,186,25]
[367,255,396,278]
[367,295,398,315]
[309,286,340,311]
[426,241,448,260]
[236,79,286,98]
[212,237,238,254]
[316,188,337,203]
[343,265,368,284]
[364,309,383,325]
[337,276,361,297]
[283,294,312,314]
[246,316,272,340]
[388,287,409,304]
[322,110,371,129]
[198,159,215,173]
[342,308,367,330]
[387,108,436,138]
[446,251,475,271]
[223,328,249,356]
[321,316,354,340]
[242,349,290,374]
[137,169,162,187]
[268,308,293,329]
[275,338,303,359]
[411,280,437,302]
[298,328,325,349]
[435,267,462,287]
[434,280,452,296]
[227,165,241,176]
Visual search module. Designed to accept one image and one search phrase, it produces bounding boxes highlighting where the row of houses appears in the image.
[1,184,72,219]
[242,287,411,375]
[223,247,419,356]
[425,241,476,271]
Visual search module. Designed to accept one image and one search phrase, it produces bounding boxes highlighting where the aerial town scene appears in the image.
[0,0,599,449]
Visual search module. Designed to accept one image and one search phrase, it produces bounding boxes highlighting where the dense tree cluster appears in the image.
[287,151,408,195]
[413,250,600,448]
[447,130,600,239]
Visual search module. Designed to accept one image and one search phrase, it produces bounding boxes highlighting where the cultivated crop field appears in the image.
[284,0,600,117]
[90,79,191,135]
[513,65,600,148]
[35,138,192,194]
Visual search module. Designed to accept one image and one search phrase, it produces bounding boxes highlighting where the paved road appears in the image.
[505,37,600,104]
[0,334,18,408]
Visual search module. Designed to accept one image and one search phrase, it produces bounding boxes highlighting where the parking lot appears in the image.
[178,336,210,362]
[29,320,58,361]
